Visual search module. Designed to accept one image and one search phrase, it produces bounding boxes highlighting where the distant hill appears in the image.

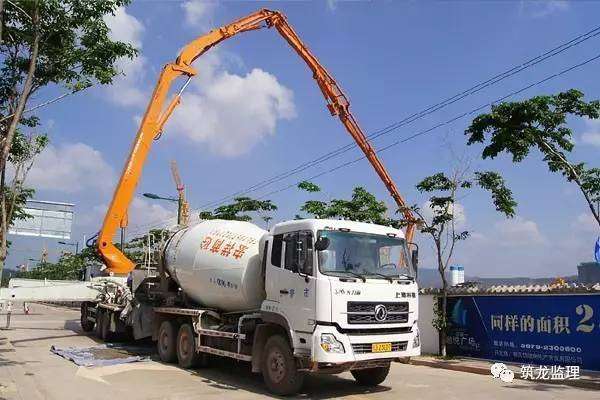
[417,267,578,288]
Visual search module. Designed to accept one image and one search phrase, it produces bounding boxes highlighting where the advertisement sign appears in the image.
[446,295,600,371]
[8,200,73,239]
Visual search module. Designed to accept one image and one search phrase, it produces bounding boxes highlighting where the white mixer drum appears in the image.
[164,219,268,312]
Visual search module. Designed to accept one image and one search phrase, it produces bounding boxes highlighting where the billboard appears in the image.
[9,200,74,239]
[446,295,600,371]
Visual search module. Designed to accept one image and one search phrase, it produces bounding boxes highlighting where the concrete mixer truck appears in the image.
[74,217,419,396]
[1,9,422,396]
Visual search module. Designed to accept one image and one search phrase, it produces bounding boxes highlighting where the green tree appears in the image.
[15,245,103,282]
[0,0,138,277]
[404,170,516,356]
[297,181,401,227]
[465,89,600,229]
[200,197,277,228]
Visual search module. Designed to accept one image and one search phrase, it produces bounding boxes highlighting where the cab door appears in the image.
[277,231,317,334]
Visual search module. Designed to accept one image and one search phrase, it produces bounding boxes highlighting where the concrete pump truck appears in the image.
[2,9,421,396]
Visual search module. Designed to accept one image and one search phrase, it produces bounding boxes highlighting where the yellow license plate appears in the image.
[371,342,392,353]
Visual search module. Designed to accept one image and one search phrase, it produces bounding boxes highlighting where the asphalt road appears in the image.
[0,303,597,400]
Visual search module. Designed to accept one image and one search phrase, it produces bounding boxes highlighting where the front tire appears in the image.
[351,364,391,386]
[261,335,304,396]
[157,320,177,363]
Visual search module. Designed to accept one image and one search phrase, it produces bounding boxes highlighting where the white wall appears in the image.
[418,294,439,355]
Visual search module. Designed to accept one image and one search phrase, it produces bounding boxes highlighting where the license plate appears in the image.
[371,342,392,353]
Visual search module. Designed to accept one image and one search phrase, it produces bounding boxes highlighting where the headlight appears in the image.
[413,327,420,348]
[320,333,345,353]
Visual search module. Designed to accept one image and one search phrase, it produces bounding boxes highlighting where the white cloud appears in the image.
[580,118,600,147]
[168,68,296,157]
[420,201,466,229]
[81,197,176,233]
[181,0,217,30]
[103,7,147,107]
[128,197,177,229]
[572,212,599,234]
[520,0,569,18]
[104,7,144,48]
[492,216,544,247]
[327,0,338,11]
[26,143,115,194]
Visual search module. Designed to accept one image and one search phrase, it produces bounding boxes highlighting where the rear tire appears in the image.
[101,310,113,341]
[261,335,304,396]
[80,302,95,332]
[157,320,177,363]
[351,364,390,386]
[94,308,104,338]
[176,323,203,369]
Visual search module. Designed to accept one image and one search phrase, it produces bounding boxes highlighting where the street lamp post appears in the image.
[143,192,182,225]
[58,240,79,254]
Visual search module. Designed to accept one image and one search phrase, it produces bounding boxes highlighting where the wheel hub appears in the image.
[267,350,285,383]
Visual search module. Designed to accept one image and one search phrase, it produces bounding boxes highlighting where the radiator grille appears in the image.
[347,302,409,324]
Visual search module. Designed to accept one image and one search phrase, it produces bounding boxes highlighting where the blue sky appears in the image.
[7,0,600,278]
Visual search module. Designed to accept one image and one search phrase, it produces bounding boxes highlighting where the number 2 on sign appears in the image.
[575,304,594,333]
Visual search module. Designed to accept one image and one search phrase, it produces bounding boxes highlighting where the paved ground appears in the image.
[0,303,598,400]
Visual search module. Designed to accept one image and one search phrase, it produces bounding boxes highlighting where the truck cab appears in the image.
[261,219,420,373]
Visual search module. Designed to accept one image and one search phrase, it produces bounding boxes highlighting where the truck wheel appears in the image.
[101,310,113,341]
[261,335,304,396]
[351,364,391,386]
[80,302,95,332]
[95,309,104,338]
[158,320,177,363]
[177,323,204,369]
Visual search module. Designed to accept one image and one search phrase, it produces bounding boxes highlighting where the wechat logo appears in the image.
[491,363,514,383]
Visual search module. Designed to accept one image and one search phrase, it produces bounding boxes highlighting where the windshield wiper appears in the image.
[397,273,415,282]
[340,270,366,282]
[365,272,394,283]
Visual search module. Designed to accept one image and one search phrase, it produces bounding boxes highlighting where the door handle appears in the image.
[280,289,289,295]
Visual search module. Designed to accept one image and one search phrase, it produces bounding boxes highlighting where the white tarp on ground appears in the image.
[50,343,152,367]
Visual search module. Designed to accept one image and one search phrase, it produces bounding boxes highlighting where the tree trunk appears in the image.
[0,2,40,280]
[0,0,5,44]
[439,281,448,357]
[539,139,600,228]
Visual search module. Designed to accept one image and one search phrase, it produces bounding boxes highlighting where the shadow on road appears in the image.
[185,357,391,399]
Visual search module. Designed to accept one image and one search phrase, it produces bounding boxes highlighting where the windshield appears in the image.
[317,230,415,279]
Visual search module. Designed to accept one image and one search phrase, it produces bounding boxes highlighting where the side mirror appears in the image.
[315,236,330,251]
[411,249,419,270]
[408,241,419,279]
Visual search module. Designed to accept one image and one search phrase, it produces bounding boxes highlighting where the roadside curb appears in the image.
[409,357,600,391]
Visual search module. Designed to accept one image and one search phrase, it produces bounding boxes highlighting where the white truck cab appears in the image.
[261,219,420,372]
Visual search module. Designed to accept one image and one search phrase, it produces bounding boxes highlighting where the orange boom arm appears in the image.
[98,9,417,275]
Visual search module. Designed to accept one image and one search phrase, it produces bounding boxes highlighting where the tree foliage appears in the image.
[0,0,139,276]
[405,169,516,356]
[466,89,600,228]
[17,246,100,281]
[200,197,277,225]
[297,182,401,227]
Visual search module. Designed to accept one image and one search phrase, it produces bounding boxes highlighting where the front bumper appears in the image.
[311,324,421,366]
